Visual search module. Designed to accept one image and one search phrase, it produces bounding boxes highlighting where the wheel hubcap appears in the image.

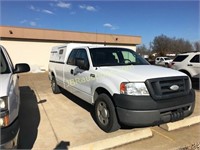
[97,101,109,126]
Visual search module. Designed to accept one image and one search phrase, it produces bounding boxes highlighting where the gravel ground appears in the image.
[179,142,200,150]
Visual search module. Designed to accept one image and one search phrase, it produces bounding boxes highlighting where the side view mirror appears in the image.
[14,63,30,73]
[75,58,89,70]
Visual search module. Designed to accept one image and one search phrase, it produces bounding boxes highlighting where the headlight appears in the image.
[0,97,9,127]
[0,97,8,110]
[120,82,149,95]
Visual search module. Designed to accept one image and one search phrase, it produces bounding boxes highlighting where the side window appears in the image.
[67,49,89,68]
[122,51,136,62]
[59,49,64,55]
[112,52,119,63]
[2,47,14,71]
[76,49,89,67]
[173,55,188,62]
[190,55,200,63]
[0,49,11,74]
[67,49,78,65]
[76,49,87,59]
[58,48,67,62]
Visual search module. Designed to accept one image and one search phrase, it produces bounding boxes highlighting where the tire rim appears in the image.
[97,101,109,126]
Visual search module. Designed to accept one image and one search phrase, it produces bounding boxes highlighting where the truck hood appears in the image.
[98,65,187,82]
[0,73,12,97]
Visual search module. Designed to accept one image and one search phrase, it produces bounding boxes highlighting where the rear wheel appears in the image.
[51,76,60,94]
[94,93,120,132]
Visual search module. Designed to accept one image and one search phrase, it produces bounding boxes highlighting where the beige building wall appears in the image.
[1,40,136,72]
[1,40,61,72]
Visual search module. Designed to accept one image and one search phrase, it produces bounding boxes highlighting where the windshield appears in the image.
[0,49,11,74]
[89,47,149,67]
[173,55,188,62]
[164,57,170,60]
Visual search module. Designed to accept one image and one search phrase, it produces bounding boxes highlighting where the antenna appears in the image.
[104,28,107,46]
[96,29,97,43]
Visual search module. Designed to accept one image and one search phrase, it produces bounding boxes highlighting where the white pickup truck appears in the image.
[48,43,195,132]
[0,45,30,148]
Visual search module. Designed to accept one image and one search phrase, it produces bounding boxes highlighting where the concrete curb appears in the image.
[70,128,153,150]
[160,115,200,131]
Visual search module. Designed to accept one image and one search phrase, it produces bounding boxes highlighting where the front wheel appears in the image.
[51,76,60,94]
[94,93,120,132]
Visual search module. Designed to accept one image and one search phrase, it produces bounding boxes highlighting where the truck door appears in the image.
[63,48,78,93]
[64,48,94,103]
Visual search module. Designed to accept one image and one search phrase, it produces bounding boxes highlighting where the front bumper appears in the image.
[113,89,195,127]
[0,118,19,149]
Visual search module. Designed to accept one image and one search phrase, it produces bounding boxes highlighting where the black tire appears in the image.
[51,76,60,94]
[94,93,120,132]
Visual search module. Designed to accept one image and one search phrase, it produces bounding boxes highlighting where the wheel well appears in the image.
[94,87,113,103]
[179,70,191,78]
[51,72,55,77]
[49,72,55,81]
[50,72,55,80]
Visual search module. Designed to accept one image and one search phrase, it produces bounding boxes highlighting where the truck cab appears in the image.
[48,43,195,133]
[0,45,30,148]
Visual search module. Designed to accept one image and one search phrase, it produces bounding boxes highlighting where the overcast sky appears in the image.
[1,0,199,46]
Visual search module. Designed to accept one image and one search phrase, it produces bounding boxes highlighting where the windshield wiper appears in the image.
[126,62,138,65]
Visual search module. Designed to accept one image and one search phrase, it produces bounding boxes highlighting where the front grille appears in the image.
[145,76,190,100]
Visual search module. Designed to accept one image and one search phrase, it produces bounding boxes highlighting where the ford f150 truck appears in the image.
[48,43,195,132]
[0,45,30,148]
